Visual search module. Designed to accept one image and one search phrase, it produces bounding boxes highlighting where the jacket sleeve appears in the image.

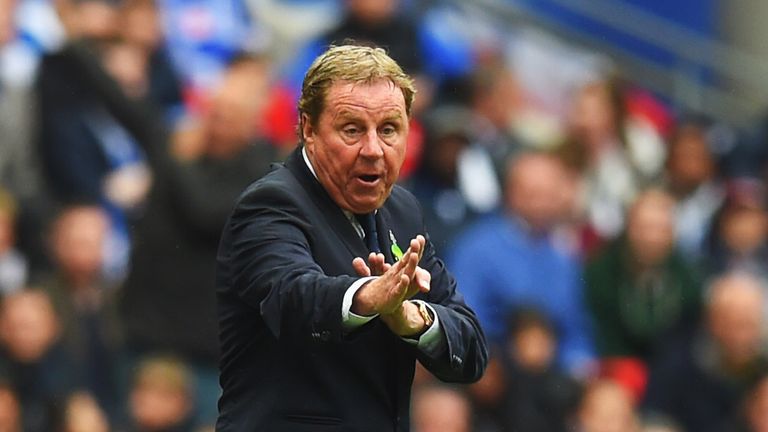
[224,183,359,343]
[400,191,487,383]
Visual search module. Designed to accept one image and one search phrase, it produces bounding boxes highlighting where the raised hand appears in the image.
[350,235,430,316]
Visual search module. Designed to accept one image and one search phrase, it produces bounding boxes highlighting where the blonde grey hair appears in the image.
[298,44,416,134]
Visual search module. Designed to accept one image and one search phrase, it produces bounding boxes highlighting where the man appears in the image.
[643,272,768,432]
[449,152,593,374]
[215,45,487,431]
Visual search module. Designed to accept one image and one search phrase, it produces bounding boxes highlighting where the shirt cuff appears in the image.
[401,300,446,356]
[342,276,379,330]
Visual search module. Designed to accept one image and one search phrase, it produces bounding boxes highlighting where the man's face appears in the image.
[303,80,409,214]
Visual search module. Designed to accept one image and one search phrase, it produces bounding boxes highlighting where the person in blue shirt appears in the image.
[448,151,595,375]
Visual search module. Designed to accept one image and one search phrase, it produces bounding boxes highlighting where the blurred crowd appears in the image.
[2,0,768,431]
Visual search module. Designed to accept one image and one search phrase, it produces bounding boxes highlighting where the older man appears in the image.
[215,45,487,431]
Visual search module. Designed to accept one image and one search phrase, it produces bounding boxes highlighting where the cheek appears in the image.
[384,145,407,177]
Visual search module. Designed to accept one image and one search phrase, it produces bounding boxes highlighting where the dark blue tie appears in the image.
[355,213,381,253]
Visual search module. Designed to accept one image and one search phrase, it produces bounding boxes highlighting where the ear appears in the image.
[301,113,315,146]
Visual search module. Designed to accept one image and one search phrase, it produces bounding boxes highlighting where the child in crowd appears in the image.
[127,356,196,432]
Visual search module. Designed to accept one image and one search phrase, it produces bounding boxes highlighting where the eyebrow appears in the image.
[333,109,405,122]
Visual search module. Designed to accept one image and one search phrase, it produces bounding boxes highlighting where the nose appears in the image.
[359,129,384,159]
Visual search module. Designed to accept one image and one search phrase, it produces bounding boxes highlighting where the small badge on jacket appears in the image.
[389,230,404,261]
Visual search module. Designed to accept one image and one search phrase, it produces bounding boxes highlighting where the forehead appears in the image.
[322,80,406,117]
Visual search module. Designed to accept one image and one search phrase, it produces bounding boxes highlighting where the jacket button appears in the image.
[320,330,331,342]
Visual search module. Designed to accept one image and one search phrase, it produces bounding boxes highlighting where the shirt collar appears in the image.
[301,146,318,180]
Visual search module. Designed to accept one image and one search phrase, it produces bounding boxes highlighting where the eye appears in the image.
[380,124,397,137]
[342,125,362,137]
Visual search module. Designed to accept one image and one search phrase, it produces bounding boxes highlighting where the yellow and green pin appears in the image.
[389,230,404,261]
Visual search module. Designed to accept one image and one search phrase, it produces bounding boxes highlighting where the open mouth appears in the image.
[358,174,380,184]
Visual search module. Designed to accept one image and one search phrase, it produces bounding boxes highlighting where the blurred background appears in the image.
[2,0,768,431]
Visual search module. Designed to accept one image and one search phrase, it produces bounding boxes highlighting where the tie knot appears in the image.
[355,213,380,253]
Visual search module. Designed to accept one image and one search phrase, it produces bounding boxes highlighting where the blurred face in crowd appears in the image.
[412,386,470,432]
[63,392,109,432]
[506,153,569,233]
[745,376,768,432]
[51,207,108,285]
[0,291,59,363]
[0,385,20,432]
[568,81,619,154]
[720,206,768,256]
[0,0,16,46]
[666,124,715,194]
[577,380,639,432]
[122,0,163,51]
[510,323,556,373]
[626,190,675,269]
[130,369,192,430]
[303,80,409,214]
[707,274,765,367]
[205,59,270,158]
[103,41,149,99]
[473,65,521,131]
[427,134,468,184]
[72,0,119,40]
[346,0,398,25]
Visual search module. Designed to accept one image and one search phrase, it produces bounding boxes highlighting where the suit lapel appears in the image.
[375,207,396,264]
[284,146,369,260]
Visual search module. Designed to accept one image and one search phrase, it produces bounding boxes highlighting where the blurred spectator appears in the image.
[664,117,725,262]
[118,53,278,425]
[38,2,154,279]
[404,106,485,255]
[42,205,121,416]
[127,356,195,432]
[411,384,471,432]
[643,272,768,432]
[60,391,110,432]
[119,0,184,115]
[0,189,26,295]
[729,371,768,432]
[575,379,641,432]
[0,382,21,432]
[586,189,702,360]
[0,0,41,200]
[705,178,768,278]
[449,151,594,374]
[0,0,51,276]
[560,78,666,242]
[494,308,582,432]
[0,290,76,432]
[468,59,525,188]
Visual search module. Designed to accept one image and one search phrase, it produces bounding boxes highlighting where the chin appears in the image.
[349,197,385,214]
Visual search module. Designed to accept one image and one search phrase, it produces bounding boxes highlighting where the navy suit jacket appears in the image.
[215,147,487,431]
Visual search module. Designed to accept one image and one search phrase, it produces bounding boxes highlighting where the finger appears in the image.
[416,235,426,261]
[415,267,431,293]
[369,253,386,276]
[352,257,371,277]
[401,249,419,280]
[398,273,411,296]
[405,268,429,299]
